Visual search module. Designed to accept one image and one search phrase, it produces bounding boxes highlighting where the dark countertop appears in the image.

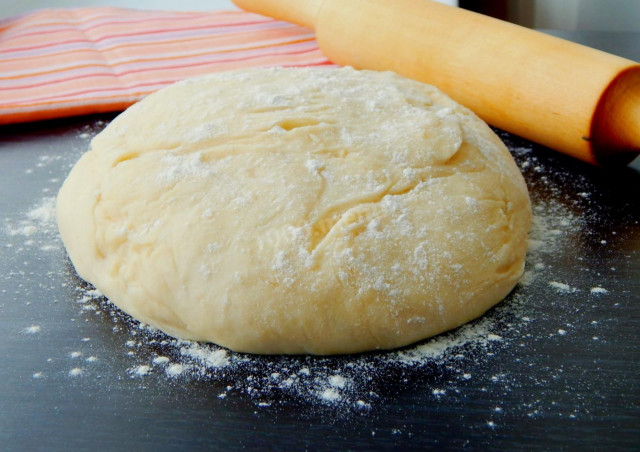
[1,31,639,450]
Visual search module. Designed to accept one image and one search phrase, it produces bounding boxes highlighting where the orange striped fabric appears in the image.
[0,7,332,125]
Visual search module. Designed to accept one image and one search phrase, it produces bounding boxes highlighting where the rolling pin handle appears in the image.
[591,66,640,165]
[232,0,322,29]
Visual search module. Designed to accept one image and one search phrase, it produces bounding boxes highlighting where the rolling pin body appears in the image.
[233,0,640,165]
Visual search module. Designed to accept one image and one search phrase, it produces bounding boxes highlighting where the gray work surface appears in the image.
[1,31,639,450]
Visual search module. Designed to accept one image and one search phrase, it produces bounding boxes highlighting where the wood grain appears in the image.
[234,0,640,165]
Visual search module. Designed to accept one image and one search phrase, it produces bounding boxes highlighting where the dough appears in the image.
[57,67,531,355]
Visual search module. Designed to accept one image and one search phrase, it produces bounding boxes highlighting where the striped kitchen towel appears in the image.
[0,7,332,125]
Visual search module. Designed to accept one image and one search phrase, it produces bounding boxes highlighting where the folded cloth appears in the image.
[0,7,331,125]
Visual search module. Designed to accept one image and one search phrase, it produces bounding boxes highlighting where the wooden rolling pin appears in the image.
[233,0,640,165]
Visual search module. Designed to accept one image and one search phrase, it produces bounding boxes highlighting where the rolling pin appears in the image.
[232,0,640,165]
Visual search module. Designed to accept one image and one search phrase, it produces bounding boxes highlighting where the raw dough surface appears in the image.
[57,67,531,355]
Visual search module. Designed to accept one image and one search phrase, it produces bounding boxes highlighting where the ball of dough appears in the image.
[57,67,531,355]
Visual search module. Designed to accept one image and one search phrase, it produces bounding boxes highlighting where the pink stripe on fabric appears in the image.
[2,20,282,53]
[8,59,334,108]
[2,44,321,91]
[1,38,318,83]
[0,7,333,124]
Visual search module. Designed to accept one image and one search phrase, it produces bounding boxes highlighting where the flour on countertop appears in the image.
[131,365,152,376]
[69,367,84,377]
[4,120,625,420]
[23,325,42,334]
[166,363,186,377]
[6,197,57,240]
[548,281,578,293]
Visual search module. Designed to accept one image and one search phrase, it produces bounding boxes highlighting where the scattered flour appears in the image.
[132,365,152,376]
[395,316,497,364]
[549,281,578,293]
[328,375,347,389]
[166,363,186,377]
[320,388,342,402]
[153,356,170,365]
[5,118,627,420]
[5,197,57,244]
[15,135,595,412]
[23,325,41,334]
[548,281,578,293]
[180,343,229,367]
[69,368,84,377]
